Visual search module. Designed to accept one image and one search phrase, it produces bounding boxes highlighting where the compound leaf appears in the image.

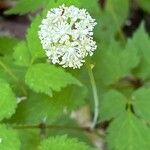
[5,0,48,15]
[99,0,129,43]
[9,85,86,124]
[106,0,129,27]
[131,23,150,79]
[0,78,17,121]
[13,41,31,67]
[25,63,82,96]
[107,111,150,150]
[95,40,139,85]
[39,135,95,150]
[0,37,18,57]
[26,16,44,62]
[100,90,127,121]
[132,88,150,121]
[138,0,150,12]
[0,124,20,150]
[18,129,40,150]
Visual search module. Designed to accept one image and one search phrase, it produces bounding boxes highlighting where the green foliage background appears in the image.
[0,0,150,149]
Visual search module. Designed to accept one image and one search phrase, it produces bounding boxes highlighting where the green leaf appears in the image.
[18,129,40,150]
[26,16,44,62]
[46,120,93,146]
[0,36,18,57]
[0,124,20,150]
[106,0,129,27]
[98,11,117,44]
[132,88,150,121]
[39,135,95,150]
[9,85,86,124]
[138,0,150,12]
[100,90,127,121]
[0,78,17,121]
[46,0,81,9]
[80,0,100,16]
[98,0,129,43]
[5,0,48,15]
[25,63,82,96]
[107,111,150,150]
[80,0,101,43]
[13,41,31,67]
[45,0,100,23]
[14,16,45,66]
[95,40,139,85]
[131,23,150,79]
[0,58,27,96]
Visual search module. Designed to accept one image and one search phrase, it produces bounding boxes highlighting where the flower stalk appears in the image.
[87,62,99,128]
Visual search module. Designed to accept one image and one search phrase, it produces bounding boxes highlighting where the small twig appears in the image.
[12,123,92,132]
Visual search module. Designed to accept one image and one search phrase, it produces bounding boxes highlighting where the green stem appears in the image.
[11,123,105,138]
[12,124,91,131]
[86,62,99,128]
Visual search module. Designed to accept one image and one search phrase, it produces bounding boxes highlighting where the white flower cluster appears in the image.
[39,5,97,68]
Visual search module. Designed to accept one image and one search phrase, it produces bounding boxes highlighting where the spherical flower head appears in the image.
[38,4,97,69]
